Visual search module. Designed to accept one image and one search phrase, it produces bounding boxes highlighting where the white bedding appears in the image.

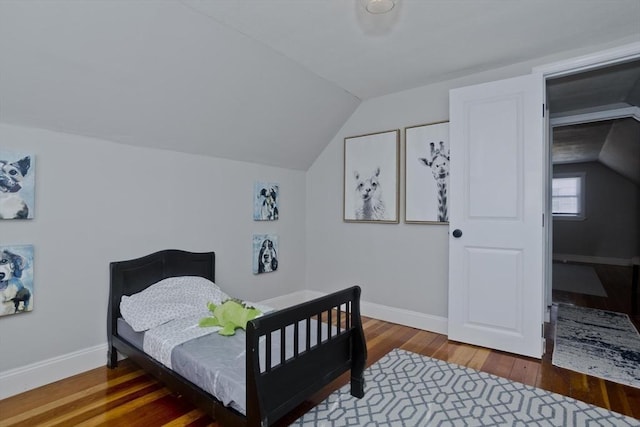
[142,300,274,369]
[120,275,273,369]
[118,276,290,414]
[142,313,221,368]
[119,309,330,415]
[120,276,230,332]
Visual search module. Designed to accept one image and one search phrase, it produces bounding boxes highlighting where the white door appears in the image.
[448,73,545,358]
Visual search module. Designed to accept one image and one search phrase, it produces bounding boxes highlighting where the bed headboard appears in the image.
[108,249,215,335]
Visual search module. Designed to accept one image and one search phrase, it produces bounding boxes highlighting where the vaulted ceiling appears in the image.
[1,0,639,170]
[549,60,640,185]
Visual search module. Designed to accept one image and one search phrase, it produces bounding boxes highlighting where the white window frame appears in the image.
[552,172,586,221]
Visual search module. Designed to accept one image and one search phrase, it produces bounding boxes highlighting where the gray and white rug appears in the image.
[293,348,638,426]
[553,303,640,388]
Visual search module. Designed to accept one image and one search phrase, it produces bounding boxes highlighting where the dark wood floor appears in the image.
[1,265,639,426]
[552,262,640,331]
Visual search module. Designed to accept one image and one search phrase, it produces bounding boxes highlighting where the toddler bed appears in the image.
[107,249,367,427]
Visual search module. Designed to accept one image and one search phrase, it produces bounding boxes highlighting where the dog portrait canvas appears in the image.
[252,234,278,274]
[253,181,279,221]
[0,244,34,317]
[343,130,399,223]
[0,150,35,220]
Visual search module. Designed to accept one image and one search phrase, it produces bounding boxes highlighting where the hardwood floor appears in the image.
[552,262,640,331]
[2,268,639,426]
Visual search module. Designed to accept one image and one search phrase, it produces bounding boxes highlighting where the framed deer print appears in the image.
[343,129,399,223]
[404,121,449,224]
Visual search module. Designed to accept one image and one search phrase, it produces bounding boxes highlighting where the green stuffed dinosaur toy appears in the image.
[198,299,262,336]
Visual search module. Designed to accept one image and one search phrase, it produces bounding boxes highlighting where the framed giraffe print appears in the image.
[343,129,399,223]
[404,121,450,224]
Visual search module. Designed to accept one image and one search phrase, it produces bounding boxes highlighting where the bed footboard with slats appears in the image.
[245,286,367,427]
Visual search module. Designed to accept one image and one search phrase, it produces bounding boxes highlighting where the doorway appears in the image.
[545,58,640,331]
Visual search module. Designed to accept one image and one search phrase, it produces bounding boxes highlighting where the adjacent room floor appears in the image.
[551,262,640,332]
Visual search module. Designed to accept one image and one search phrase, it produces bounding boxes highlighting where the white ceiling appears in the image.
[1,0,639,170]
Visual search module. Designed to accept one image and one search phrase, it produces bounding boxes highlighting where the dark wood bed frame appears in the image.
[107,249,367,427]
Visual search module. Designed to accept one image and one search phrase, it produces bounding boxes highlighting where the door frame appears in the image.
[533,41,640,316]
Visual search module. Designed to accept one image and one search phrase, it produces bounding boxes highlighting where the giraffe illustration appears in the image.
[419,141,450,222]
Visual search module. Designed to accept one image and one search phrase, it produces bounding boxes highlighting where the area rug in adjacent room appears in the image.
[552,263,607,297]
[292,348,637,426]
[553,303,640,388]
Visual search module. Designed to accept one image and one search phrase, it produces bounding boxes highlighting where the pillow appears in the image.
[120,276,230,332]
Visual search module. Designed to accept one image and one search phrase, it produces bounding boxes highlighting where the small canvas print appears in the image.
[405,122,450,223]
[253,234,278,274]
[343,130,399,223]
[254,181,279,221]
[0,244,34,317]
[0,150,35,219]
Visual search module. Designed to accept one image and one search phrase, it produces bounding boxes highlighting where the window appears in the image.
[552,173,585,220]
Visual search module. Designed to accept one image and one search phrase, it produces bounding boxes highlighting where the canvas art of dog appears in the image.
[258,239,278,273]
[0,155,32,219]
[354,167,386,220]
[256,186,279,221]
[0,248,32,316]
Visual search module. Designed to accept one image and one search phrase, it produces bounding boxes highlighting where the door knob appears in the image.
[452,229,463,238]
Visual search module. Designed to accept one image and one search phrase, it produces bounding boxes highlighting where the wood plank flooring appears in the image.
[552,262,640,331]
[2,264,639,426]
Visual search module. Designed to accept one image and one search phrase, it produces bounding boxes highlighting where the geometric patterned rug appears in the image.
[553,303,640,389]
[292,348,639,426]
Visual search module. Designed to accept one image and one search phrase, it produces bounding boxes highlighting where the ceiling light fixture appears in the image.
[363,0,395,14]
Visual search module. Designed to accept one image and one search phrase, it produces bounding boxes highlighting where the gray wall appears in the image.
[306,60,554,318]
[0,123,306,372]
[305,40,638,319]
[553,161,640,259]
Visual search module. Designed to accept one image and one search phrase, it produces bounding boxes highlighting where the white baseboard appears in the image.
[360,300,448,335]
[0,343,107,400]
[553,253,633,266]
[258,290,325,309]
[1,290,448,400]
[260,290,448,335]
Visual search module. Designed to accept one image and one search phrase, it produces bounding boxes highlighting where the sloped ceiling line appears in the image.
[550,105,640,127]
[598,118,640,185]
[177,0,361,100]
